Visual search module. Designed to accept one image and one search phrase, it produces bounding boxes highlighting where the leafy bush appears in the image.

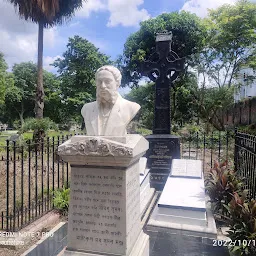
[53,187,70,215]
[206,161,256,255]
[21,118,58,146]
[225,193,256,256]
[21,117,58,134]
[135,127,152,136]
[238,124,256,136]
[13,120,22,130]
[205,160,245,221]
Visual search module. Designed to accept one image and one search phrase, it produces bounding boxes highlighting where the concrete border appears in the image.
[0,211,60,250]
[20,222,66,256]
[146,199,217,240]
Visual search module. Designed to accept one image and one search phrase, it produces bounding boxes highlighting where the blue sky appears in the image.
[43,0,186,68]
[0,0,238,74]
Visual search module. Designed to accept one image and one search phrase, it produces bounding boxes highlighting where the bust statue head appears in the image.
[96,65,121,105]
[81,65,140,136]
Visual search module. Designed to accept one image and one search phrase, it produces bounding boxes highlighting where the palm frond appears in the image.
[7,0,85,27]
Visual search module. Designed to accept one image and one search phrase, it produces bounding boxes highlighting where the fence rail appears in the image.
[234,130,256,199]
[0,133,83,231]
[1,129,255,231]
[180,130,235,172]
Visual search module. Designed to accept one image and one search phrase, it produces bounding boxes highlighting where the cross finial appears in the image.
[156,31,172,42]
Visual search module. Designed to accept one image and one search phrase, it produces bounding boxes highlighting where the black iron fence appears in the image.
[0,133,82,231]
[0,129,255,231]
[180,129,235,172]
[234,130,256,199]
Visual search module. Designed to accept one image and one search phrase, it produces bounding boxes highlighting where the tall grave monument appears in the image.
[142,31,185,190]
[58,66,149,256]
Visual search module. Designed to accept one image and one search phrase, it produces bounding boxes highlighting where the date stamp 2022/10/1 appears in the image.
[213,239,256,247]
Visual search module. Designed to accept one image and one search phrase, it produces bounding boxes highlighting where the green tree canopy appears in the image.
[198,0,256,88]
[53,35,112,122]
[125,72,198,130]
[0,52,13,105]
[3,62,61,126]
[119,11,206,87]
[125,82,154,129]
[7,0,84,119]
[195,86,234,131]
[191,0,256,130]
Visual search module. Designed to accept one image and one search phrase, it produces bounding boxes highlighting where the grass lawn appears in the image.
[0,130,83,148]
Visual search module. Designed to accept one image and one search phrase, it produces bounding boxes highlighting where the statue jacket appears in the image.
[81,94,140,136]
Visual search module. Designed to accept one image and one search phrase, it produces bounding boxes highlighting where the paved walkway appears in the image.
[147,230,229,256]
[24,223,229,256]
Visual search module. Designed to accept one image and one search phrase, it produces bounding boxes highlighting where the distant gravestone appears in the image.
[9,134,20,142]
[0,123,7,131]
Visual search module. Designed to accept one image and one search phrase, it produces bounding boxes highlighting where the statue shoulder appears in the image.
[121,97,141,118]
[81,101,97,116]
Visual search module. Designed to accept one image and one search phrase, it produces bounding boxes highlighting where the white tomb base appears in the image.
[147,159,217,238]
[139,157,155,216]
[58,135,149,256]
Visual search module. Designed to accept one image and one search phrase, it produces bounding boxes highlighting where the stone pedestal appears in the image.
[58,135,149,256]
[139,159,154,216]
[146,134,180,190]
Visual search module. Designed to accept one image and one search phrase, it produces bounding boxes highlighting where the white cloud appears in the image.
[76,0,107,18]
[43,55,62,72]
[0,0,149,71]
[69,21,80,27]
[76,0,150,27]
[0,1,58,69]
[181,0,236,18]
[138,77,150,86]
[107,0,150,27]
[44,28,58,48]
[0,1,37,68]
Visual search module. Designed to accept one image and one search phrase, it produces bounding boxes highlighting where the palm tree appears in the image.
[8,0,84,118]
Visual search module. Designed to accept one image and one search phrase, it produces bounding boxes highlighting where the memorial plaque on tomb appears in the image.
[146,134,180,190]
[147,135,180,170]
[170,159,202,179]
[67,163,141,255]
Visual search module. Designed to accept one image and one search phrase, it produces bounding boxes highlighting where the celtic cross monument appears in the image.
[142,31,185,190]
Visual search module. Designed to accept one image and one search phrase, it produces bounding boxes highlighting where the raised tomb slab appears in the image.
[147,159,217,238]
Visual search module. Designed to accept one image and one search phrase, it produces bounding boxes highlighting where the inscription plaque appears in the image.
[171,159,202,179]
[146,134,180,190]
[67,164,140,255]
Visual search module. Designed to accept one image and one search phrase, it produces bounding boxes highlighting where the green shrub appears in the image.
[205,160,245,222]
[21,118,58,147]
[225,193,256,256]
[13,120,22,130]
[206,161,256,255]
[135,127,152,136]
[238,124,256,136]
[21,117,58,134]
[53,187,70,215]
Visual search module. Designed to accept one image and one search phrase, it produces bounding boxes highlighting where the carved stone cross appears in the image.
[142,31,185,134]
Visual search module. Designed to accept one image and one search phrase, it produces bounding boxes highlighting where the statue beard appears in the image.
[96,89,118,105]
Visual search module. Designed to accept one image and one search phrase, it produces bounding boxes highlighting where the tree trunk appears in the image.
[19,102,24,125]
[35,21,44,119]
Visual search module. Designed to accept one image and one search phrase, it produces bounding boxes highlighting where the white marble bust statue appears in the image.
[81,65,140,136]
